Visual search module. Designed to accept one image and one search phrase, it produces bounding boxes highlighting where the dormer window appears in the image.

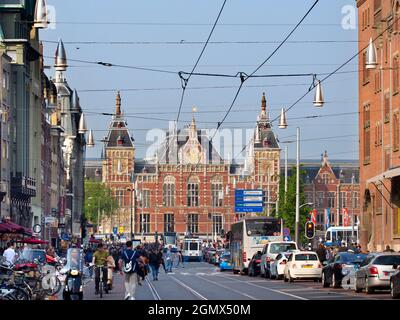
[117,136,123,145]
[117,122,122,128]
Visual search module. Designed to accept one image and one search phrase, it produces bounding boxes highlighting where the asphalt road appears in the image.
[80,262,393,300]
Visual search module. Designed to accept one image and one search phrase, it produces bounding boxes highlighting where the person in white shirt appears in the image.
[2,242,16,266]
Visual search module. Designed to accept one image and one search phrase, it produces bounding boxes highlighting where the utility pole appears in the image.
[295,127,300,246]
[285,145,288,200]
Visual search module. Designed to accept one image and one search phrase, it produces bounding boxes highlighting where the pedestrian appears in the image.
[106,251,116,290]
[149,249,162,281]
[164,245,173,272]
[118,240,141,300]
[161,247,167,273]
[316,243,327,263]
[176,249,184,268]
[384,245,395,252]
[2,242,16,266]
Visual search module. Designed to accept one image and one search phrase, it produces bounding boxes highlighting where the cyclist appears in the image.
[92,243,109,295]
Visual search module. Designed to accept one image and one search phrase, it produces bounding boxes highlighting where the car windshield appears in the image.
[246,219,281,236]
[295,254,318,261]
[270,243,297,254]
[189,242,199,251]
[373,255,400,265]
[19,249,46,263]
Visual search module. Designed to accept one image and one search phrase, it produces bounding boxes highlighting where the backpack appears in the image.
[123,250,137,274]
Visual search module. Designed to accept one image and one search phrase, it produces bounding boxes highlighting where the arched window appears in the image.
[163,176,175,207]
[211,176,223,207]
[187,176,200,207]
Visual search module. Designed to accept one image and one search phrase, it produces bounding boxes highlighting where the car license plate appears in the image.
[384,271,394,276]
[302,264,313,268]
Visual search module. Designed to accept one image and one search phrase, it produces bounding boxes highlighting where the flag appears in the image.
[310,209,317,224]
[343,208,349,227]
[325,208,330,229]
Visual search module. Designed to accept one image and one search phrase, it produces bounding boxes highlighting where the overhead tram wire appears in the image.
[270,12,400,124]
[209,0,320,143]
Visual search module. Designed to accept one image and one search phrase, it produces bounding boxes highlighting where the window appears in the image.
[384,93,390,123]
[394,112,399,151]
[211,177,223,207]
[327,192,335,208]
[364,104,371,164]
[317,192,324,208]
[305,192,313,205]
[363,52,370,84]
[394,56,399,94]
[163,176,175,207]
[374,121,382,146]
[187,176,200,207]
[141,189,150,208]
[212,215,223,236]
[340,192,347,208]
[140,214,150,233]
[164,213,174,232]
[116,190,124,207]
[322,173,329,185]
[374,69,381,93]
[187,214,199,234]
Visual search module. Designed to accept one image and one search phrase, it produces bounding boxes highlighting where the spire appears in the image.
[116,91,121,116]
[34,0,49,29]
[322,150,329,166]
[55,39,67,72]
[261,92,266,113]
[71,89,80,112]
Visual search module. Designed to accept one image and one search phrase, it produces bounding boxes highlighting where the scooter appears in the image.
[62,267,83,300]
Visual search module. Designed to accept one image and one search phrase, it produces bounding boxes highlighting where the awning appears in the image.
[0,220,32,236]
[17,238,49,245]
[366,166,400,187]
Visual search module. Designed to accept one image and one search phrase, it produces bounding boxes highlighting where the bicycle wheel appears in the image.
[99,279,103,299]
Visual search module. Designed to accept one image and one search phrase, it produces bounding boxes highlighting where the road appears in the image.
[81,262,392,300]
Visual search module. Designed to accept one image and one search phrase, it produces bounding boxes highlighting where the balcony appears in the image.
[11,174,36,198]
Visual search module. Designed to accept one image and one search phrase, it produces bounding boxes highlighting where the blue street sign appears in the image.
[113,227,118,235]
[284,236,291,241]
[283,228,290,237]
[235,189,264,213]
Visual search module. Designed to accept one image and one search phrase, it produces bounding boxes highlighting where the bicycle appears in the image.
[95,265,108,298]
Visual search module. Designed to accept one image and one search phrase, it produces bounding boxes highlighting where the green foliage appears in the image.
[276,166,311,246]
[84,179,118,225]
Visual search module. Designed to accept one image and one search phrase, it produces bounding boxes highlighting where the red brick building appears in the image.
[302,152,360,233]
[357,0,400,251]
[99,93,281,241]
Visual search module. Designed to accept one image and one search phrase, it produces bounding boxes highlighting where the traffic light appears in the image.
[305,221,315,239]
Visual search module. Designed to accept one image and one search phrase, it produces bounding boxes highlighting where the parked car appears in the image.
[248,251,262,277]
[390,264,400,299]
[355,253,400,294]
[270,251,297,280]
[283,251,322,282]
[260,241,298,278]
[219,252,233,271]
[322,252,367,288]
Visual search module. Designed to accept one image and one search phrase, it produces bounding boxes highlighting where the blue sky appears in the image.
[42,0,359,161]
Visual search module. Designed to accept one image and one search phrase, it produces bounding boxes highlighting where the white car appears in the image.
[270,251,297,280]
[260,241,298,278]
[283,251,322,282]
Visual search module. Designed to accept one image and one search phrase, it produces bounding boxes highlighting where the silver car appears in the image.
[355,253,400,294]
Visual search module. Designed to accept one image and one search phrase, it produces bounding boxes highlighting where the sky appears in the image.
[42,0,359,162]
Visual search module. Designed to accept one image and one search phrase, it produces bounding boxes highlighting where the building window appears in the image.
[140,189,150,208]
[305,192,313,205]
[327,192,335,208]
[187,214,199,234]
[211,177,223,207]
[163,176,175,207]
[187,176,200,207]
[164,213,174,233]
[351,192,359,208]
[363,104,371,164]
[374,65,381,93]
[374,121,382,146]
[394,112,399,151]
[384,93,390,123]
[317,192,324,208]
[394,56,399,95]
[340,192,347,208]
[212,215,223,236]
[322,173,329,185]
[363,52,370,84]
[116,190,124,207]
[140,214,150,234]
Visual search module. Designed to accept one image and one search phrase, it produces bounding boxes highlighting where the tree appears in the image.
[276,166,311,246]
[84,179,118,225]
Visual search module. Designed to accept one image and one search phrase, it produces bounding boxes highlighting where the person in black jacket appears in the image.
[149,249,162,281]
[316,243,327,263]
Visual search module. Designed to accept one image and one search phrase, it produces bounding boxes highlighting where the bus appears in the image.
[230,216,283,274]
[324,226,359,246]
[161,232,177,249]
[182,237,203,262]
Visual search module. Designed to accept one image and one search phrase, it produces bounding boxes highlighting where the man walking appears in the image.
[164,245,173,273]
[149,249,162,281]
[119,241,140,300]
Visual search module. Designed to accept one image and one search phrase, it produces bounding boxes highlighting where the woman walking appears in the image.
[149,249,162,281]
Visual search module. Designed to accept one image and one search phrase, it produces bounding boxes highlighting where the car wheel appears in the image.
[391,281,400,299]
[288,272,294,283]
[322,272,330,288]
[365,278,374,294]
